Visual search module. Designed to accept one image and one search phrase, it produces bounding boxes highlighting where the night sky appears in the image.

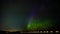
[0,0,60,31]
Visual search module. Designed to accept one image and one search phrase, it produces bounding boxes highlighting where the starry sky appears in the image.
[0,0,60,31]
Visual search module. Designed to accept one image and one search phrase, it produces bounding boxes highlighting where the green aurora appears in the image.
[27,17,53,30]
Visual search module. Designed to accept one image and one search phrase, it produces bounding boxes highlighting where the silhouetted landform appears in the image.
[0,30,60,34]
[0,31,6,34]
